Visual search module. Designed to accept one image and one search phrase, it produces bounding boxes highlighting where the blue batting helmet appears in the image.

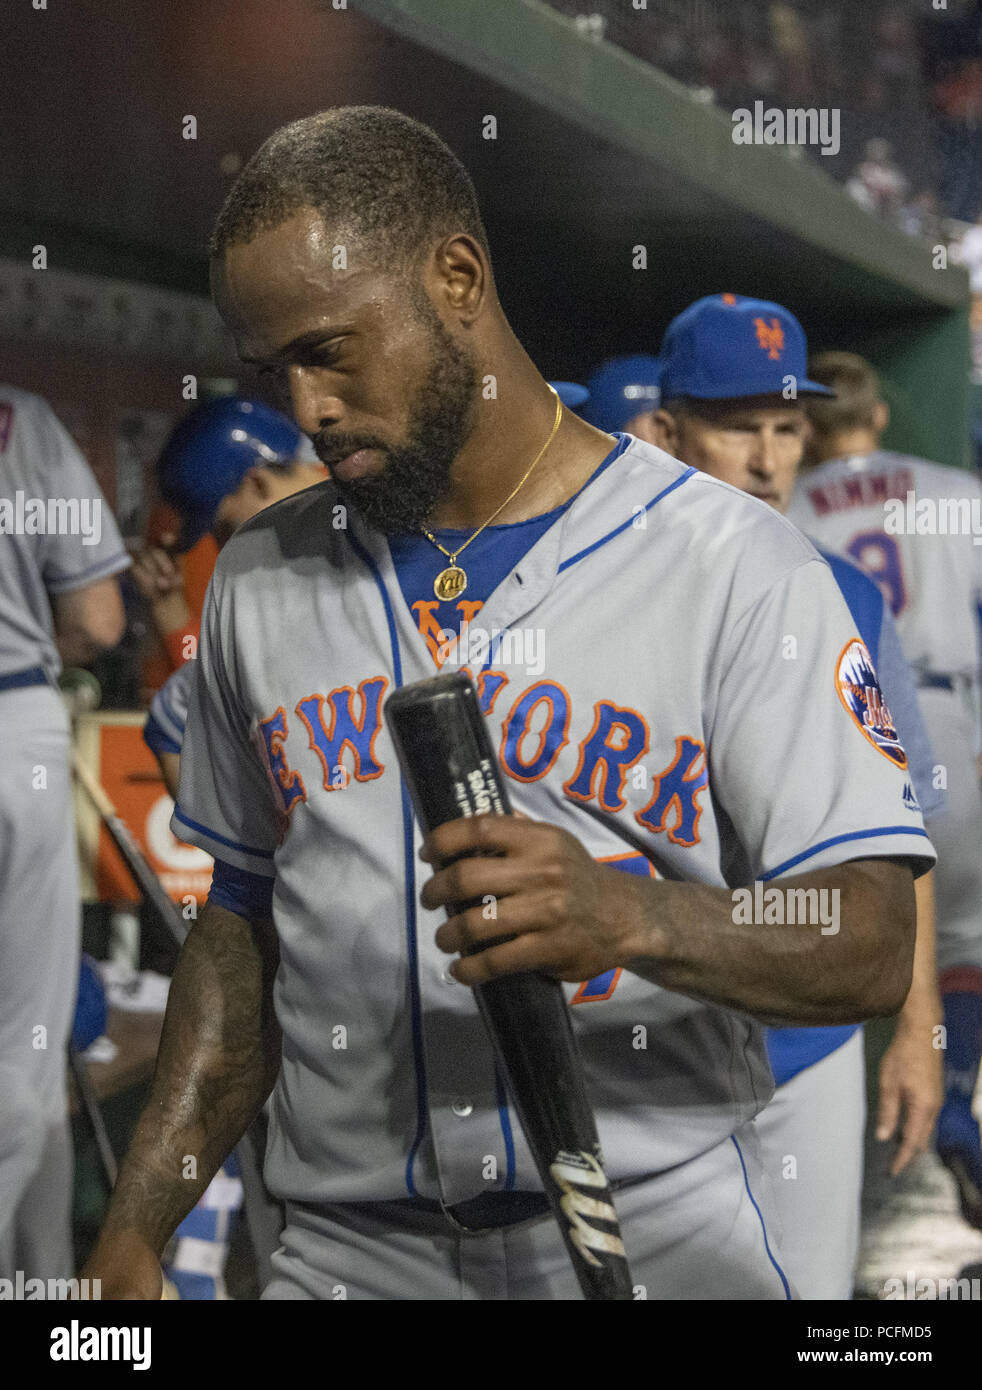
[157,397,304,551]
[581,356,663,432]
[548,381,590,409]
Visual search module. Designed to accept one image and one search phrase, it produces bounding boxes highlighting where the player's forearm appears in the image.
[150,591,192,637]
[54,622,117,667]
[897,869,942,1029]
[622,859,915,1026]
[154,748,181,800]
[54,630,101,667]
[94,902,280,1255]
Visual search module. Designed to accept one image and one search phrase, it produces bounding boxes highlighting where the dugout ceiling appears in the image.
[0,0,971,466]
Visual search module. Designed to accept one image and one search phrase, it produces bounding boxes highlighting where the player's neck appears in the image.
[814,429,880,463]
[424,356,615,530]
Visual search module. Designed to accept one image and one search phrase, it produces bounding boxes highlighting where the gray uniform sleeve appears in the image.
[144,660,196,756]
[31,397,130,593]
[170,570,281,877]
[709,558,935,881]
[874,603,943,820]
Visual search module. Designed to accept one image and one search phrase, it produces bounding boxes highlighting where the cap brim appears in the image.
[668,379,837,401]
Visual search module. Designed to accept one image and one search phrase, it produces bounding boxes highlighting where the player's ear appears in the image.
[248,465,278,499]
[426,234,487,324]
[624,411,660,446]
[650,408,681,457]
[873,400,890,434]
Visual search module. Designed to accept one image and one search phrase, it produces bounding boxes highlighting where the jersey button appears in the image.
[441,968,457,986]
[451,1099,473,1118]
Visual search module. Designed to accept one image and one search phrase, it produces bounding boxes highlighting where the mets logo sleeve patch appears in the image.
[835,638,908,769]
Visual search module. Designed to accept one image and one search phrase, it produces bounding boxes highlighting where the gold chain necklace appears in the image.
[420,386,563,601]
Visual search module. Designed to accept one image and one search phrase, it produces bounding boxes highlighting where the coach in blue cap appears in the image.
[651,292,943,1302]
[651,294,833,508]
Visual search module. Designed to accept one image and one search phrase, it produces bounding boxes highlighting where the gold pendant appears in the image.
[434,564,467,601]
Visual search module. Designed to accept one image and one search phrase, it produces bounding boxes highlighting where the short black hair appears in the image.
[209,106,491,274]
[659,396,695,417]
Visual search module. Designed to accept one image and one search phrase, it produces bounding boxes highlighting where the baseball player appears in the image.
[789,352,982,1232]
[84,107,933,1302]
[0,385,129,1280]
[131,396,319,704]
[646,294,943,1298]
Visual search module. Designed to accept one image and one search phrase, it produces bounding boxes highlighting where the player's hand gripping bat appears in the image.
[385,671,634,1301]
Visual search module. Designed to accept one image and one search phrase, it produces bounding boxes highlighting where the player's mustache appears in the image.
[313,432,389,470]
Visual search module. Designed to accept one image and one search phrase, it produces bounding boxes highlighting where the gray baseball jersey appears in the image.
[0,385,129,681]
[788,449,982,972]
[787,451,982,684]
[174,439,933,1211]
[144,659,195,757]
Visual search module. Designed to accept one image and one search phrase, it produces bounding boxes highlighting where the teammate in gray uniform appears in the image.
[84,108,933,1302]
[647,295,943,1298]
[790,352,982,1233]
[0,386,129,1280]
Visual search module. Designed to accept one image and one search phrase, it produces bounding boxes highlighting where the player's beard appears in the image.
[314,296,480,536]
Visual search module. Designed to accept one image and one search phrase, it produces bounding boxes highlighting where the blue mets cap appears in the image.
[548,381,590,409]
[157,397,304,551]
[581,356,663,432]
[658,295,836,402]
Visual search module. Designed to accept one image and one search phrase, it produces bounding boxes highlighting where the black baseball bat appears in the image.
[385,671,633,1301]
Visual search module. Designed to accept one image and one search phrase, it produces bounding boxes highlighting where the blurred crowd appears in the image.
[546,0,982,245]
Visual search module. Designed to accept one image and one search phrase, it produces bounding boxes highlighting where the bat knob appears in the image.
[60,668,102,717]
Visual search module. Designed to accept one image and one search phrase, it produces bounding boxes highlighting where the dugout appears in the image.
[355,0,972,471]
[0,0,971,471]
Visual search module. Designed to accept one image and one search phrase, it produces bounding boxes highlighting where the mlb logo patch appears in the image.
[0,403,12,452]
[835,638,907,769]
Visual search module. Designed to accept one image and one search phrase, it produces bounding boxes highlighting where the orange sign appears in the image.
[75,714,213,905]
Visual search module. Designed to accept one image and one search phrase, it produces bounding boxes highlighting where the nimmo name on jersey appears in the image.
[802,467,982,542]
